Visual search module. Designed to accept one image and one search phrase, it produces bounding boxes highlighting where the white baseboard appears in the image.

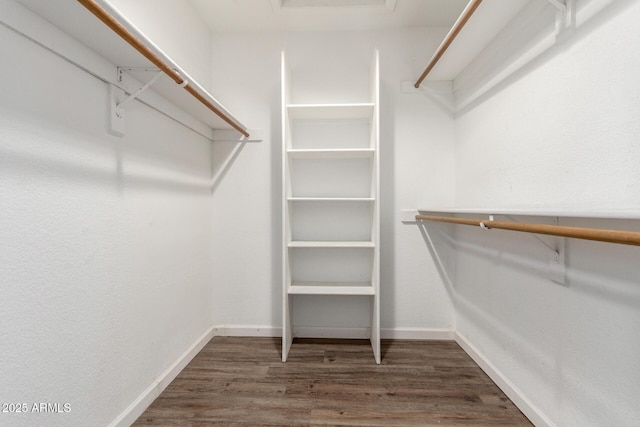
[211,325,371,339]
[454,332,554,427]
[381,327,454,340]
[211,325,454,341]
[295,327,454,340]
[109,326,216,427]
[213,325,281,337]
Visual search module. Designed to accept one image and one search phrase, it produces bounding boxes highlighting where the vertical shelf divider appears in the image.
[370,49,381,364]
[281,51,293,362]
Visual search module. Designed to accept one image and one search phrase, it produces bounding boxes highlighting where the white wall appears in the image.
[450,1,640,425]
[0,6,213,426]
[455,0,640,210]
[208,28,457,334]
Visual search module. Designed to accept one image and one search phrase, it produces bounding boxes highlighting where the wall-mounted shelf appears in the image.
[415,208,640,220]
[409,207,640,287]
[287,148,375,159]
[288,241,375,249]
[288,197,375,202]
[410,0,586,112]
[413,0,530,82]
[8,0,256,141]
[289,283,375,296]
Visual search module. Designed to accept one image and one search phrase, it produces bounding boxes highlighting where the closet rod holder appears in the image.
[416,214,640,247]
[77,0,250,138]
[414,0,483,88]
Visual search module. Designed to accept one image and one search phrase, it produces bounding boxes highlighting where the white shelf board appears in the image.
[15,0,247,133]
[288,197,375,202]
[287,103,374,119]
[289,282,374,296]
[288,241,375,248]
[287,148,374,159]
[417,208,640,220]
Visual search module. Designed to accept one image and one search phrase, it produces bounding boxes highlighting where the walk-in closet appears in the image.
[1,0,639,426]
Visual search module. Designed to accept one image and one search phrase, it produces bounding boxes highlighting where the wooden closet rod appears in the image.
[77,0,250,138]
[416,215,640,247]
[414,0,483,88]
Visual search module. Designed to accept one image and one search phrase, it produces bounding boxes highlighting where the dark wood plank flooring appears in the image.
[134,337,532,426]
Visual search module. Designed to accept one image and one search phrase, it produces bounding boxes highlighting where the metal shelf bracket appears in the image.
[109,67,163,137]
[115,68,163,117]
[504,215,567,286]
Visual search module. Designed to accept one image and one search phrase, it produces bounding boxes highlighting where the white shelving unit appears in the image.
[281,50,381,364]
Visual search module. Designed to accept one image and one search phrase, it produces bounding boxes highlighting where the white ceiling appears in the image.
[190,0,471,33]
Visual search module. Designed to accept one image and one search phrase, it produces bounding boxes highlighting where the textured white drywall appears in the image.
[451,1,640,425]
[0,15,213,427]
[208,28,456,332]
[455,0,640,210]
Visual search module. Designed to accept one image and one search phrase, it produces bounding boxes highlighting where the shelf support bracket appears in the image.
[551,0,576,42]
[504,215,566,286]
[115,69,163,117]
[109,84,126,137]
[547,0,566,14]
[109,68,162,137]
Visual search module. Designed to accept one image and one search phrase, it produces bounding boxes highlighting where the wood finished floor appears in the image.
[134,337,532,426]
